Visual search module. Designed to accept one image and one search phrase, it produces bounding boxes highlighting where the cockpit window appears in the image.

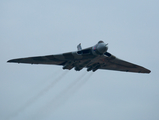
[98,41,104,44]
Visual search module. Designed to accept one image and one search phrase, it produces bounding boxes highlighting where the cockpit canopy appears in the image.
[98,41,104,44]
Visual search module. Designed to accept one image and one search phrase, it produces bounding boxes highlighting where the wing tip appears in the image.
[7,59,19,63]
[146,69,151,74]
[7,59,13,63]
[141,68,151,74]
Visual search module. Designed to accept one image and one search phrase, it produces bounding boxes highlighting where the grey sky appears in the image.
[1,0,159,120]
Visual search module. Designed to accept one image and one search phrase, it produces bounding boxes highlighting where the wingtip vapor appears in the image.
[7,41,151,74]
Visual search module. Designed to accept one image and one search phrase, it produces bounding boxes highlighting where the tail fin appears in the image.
[77,43,82,51]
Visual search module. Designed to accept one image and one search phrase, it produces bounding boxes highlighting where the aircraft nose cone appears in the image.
[97,43,108,54]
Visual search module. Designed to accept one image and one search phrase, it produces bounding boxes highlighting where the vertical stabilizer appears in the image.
[77,43,82,51]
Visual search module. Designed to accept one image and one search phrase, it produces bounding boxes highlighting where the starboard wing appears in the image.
[96,54,151,73]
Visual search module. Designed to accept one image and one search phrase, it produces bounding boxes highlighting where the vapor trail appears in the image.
[34,71,91,119]
[39,68,62,85]
[71,72,93,94]
[58,72,93,98]
[20,68,61,98]
[32,72,87,115]
[57,72,93,106]
[5,70,68,120]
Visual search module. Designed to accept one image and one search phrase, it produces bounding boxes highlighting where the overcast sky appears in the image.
[1,0,159,120]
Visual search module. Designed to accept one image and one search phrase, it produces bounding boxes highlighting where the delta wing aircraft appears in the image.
[7,41,151,73]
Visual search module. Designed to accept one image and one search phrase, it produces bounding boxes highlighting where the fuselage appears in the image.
[63,41,108,71]
[92,41,108,55]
